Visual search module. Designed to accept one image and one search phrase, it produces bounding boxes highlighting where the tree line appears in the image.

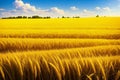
[2,15,51,19]
[1,15,100,19]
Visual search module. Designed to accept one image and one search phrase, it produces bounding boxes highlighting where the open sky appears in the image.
[0,0,120,17]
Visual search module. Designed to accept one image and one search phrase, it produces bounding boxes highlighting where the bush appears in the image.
[96,15,99,17]
[16,16,23,19]
[32,15,40,18]
[62,16,65,18]
[23,16,27,18]
[73,16,80,18]
[28,17,32,19]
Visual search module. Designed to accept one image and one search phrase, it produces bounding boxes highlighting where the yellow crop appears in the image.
[0,17,120,80]
[0,17,120,29]
[0,38,120,52]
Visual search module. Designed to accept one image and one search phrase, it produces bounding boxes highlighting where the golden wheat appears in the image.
[0,17,120,80]
[0,18,120,29]
[0,54,120,80]
[0,38,120,52]
[0,45,120,60]
[0,29,120,39]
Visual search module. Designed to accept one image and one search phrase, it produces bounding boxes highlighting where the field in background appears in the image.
[0,17,120,29]
[0,17,120,80]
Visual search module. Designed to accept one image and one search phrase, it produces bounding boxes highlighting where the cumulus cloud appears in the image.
[81,9,96,17]
[83,9,88,13]
[95,6,111,11]
[94,6,112,16]
[14,0,65,15]
[15,0,36,12]
[95,7,101,11]
[50,7,64,14]
[0,0,117,17]
[0,8,5,11]
[83,9,94,14]
[70,6,79,11]
[0,0,65,17]
[103,7,111,11]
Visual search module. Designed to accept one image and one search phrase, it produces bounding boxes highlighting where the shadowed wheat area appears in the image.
[0,17,120,80]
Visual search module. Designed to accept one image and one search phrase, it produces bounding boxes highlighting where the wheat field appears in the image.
[0,17,120,80]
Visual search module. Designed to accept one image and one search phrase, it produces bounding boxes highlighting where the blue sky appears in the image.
[0,0,120,17]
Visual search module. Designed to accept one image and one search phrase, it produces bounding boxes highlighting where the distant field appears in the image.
[0,17,120,80]
[0,17,120,29]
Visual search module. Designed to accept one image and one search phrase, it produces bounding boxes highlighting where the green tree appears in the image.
[23,16,27,18]
[96,15,99,17]
[16,16,23,18]
[32,15,40,18]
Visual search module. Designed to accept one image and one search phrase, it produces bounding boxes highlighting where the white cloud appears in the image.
[103,7,111,11]
[95,6,111,12]
[94,6,112,16]
[70,6,79,11]
[0,0,119,17]
[14,0,64,15]
[83,9,88,13]
[83,9,94,14]
[15,0,36,12]
[0,0,65,17]
[0,8,5,11]
[50,7,64,15]
[81,9,96,17]
[95,7,101,10]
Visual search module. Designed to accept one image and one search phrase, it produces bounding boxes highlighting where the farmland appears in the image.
[0,17,120,80]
